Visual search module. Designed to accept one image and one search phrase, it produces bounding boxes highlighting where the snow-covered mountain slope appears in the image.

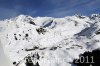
[0,14,100,66]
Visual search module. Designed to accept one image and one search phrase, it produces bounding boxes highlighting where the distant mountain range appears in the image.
[0,14,100,66]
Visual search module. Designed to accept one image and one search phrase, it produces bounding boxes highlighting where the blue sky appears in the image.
[0,0,100,20]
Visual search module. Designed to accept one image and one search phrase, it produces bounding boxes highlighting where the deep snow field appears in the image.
[0,14,100,66]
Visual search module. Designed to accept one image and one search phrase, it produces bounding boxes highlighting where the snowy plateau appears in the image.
[0,14,100,66]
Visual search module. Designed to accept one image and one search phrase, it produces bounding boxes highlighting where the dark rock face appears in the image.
[25,53,40,66]
[36,28,46,34]
[73,49,100,66]
[25,34,29,37]
[14,36,18,40]
[50,47,57,50]
[29,21,36,25]
[13,62,16,65]
[95,29,100,35]
[25,56,34,66]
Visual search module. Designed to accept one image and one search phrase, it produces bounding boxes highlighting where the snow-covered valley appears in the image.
[0,14,100,66]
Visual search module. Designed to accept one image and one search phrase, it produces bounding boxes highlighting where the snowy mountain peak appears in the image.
[91,14,100,17]
[0,14,100,66]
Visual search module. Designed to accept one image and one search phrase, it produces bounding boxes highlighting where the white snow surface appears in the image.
[0,14,100,66]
